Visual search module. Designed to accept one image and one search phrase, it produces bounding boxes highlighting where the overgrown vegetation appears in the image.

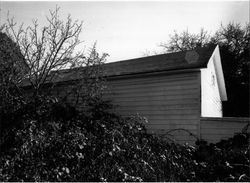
[0,97,249,182]
[0,32,27,115]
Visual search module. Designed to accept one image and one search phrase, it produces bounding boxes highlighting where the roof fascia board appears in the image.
[106,68,201,81]
[210,45,228,101]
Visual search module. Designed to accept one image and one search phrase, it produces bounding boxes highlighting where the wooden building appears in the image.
[24,45,249,144]
[102,45,227,143]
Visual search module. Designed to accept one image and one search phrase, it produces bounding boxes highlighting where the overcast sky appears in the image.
[0,0,249,62]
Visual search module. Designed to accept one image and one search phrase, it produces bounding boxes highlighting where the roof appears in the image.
[51,45,216,83]
[20,45,227,102]
[21,45,217,87]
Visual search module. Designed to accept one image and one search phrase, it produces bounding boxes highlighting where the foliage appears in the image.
[159,23,250,117]
[213,23,250,116]
[194,133,250,181]
[0,96,193,181]
[0,32,27,113]
[0,97,249,182]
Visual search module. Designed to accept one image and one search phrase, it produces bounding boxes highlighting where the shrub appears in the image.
[0,96,195,181]
[0,96,249,181]
[194,133,250,181]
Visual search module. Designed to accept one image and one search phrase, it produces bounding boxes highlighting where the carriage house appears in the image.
[26,45,249,144]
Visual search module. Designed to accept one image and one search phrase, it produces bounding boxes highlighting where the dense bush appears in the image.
[0,96,249,181]
[194,133,250,181]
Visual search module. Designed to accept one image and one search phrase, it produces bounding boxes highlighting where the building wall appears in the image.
[104,71,201,144]
[201,57,222,117]
[200,117,249,143]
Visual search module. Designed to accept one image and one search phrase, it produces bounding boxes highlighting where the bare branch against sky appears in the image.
[0,0,249,62]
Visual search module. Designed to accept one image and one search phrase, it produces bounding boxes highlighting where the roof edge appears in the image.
[212,45,228,101]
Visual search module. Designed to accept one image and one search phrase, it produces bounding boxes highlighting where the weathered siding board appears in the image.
[200,117,250,143]
[104,71,200,143]
[108,80,198,90]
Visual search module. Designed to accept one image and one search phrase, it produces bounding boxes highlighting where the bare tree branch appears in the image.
[2,7,88,94]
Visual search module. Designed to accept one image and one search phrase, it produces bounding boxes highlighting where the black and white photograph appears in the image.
[0,0,249,181]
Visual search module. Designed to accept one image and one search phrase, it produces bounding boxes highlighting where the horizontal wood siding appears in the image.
[200,117,250,143]
[104,71,200,144]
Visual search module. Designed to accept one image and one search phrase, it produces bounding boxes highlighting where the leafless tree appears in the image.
[1,7,109,112]
[66,43,109,107]
[2,7,107,95]
[159,28,211,52]
[213,23,250,56]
